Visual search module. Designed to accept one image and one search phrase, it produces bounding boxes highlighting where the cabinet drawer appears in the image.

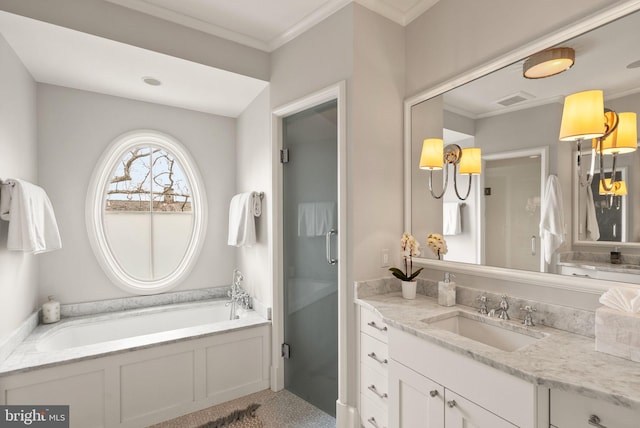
[550,389,640,428]
[361,394,388,428]
[361,364,389,410]
[361,333,389,375]
[361,308,389,343]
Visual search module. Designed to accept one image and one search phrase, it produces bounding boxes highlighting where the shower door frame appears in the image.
[270,82,348,415]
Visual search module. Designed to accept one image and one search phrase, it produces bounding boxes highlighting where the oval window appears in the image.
[87,130,207,294]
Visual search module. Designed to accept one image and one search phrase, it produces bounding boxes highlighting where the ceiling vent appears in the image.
[496,91,535,107]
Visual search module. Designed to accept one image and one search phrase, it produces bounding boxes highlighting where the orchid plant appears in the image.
[427,233,448,259]
[389,233,423,282]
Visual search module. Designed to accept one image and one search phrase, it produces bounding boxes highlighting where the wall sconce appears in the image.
[559,90,637,191]
[599,178,627,210]
[419,139,481,200]
[523,47,575,79]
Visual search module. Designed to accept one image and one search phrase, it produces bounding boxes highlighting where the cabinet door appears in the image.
[551,389,640,428]
[444,390,517,428]
[389,360,444,428]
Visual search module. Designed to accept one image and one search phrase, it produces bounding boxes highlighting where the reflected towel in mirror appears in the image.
[539,175,565,263]
[443,202,462,235]
[0,178,62,254]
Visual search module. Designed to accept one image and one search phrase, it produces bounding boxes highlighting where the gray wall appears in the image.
[0,34,38,342]
[37,84,237,304]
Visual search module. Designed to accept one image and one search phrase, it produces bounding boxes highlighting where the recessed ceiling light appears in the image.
[627,59,640,69]
[523,47,575,79]
[142,76,162,86]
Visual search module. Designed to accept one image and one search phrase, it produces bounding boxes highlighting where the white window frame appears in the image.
[86,130,207,294]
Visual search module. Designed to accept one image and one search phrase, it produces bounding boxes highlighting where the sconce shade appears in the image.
[459,148,482,174]
[599,178,627,195]
[601,112,637,155]
[420,138,444,170]
[523,47,575,79]
[559,90,606,141]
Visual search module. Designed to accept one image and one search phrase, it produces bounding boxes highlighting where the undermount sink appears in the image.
[423,312,544,352]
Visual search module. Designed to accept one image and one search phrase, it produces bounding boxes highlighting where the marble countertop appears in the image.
[356,292,640,412]
[557,259,640,275]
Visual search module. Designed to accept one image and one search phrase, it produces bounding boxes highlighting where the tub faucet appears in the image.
[494,295,510,320]
[227,269,252,320]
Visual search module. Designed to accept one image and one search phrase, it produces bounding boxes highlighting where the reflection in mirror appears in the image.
[407,6,640,285]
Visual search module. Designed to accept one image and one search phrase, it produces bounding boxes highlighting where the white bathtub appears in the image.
[36,299,256,352]
[0,299,271,428]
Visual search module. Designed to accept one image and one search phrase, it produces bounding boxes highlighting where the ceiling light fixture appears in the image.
[523,47,575,79]
[142,76,162,86]
[419,140,481,201]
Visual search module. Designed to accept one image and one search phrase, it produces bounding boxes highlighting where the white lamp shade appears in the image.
[599,178,627,195]
[420,138,444,170]
[601,112,637,155]
[559,90,606,141]
[459,148,482,174]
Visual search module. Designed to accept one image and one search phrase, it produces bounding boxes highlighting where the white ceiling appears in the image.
[443,10,640,119]
[0,0,438,118]
[105,0,440,52]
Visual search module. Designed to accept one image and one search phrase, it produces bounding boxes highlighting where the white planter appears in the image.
[402,280,417,300]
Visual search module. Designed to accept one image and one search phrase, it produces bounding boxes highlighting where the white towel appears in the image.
[443,202,462,235]
[585,185,600,241]
[0,179,62,254]
[227,192,257,247]
[297,203,316,237]
[539,175,565,264]
[599,287,640,313]
[315,202,336,236]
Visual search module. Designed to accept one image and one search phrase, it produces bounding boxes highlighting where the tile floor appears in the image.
[149,389,336,428]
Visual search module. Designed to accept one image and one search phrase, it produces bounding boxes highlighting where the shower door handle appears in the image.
[531,235,536,256]
[326,229,337,265]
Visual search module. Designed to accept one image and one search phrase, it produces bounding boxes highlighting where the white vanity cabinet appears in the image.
[550,389,640,428]
[559,265,640,284]
[388,327,545,428]
[360,307,390,428]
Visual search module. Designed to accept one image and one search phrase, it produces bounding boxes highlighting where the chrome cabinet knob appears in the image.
[429,390,439,398]
[447,400,457,408]
[588,414,608,428]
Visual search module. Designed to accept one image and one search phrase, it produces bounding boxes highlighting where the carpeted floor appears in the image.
[148,389,336,428]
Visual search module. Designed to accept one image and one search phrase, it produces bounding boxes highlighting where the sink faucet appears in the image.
[227,269,252,320]
[494,295,510,320]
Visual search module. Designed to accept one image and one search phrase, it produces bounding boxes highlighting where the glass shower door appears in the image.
[282,99,338,416]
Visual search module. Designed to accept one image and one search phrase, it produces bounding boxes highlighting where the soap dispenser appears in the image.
[438,273,456,307]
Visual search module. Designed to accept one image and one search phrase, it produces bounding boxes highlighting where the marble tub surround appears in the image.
[356,291,640,411]
[0,299,269,377]
[558,251,640,274]
[0,311,39,365]
[356,277,595,337]
[60,286,231,318]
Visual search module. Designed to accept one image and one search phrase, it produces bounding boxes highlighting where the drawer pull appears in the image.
[368,384,388,399]
[367,352,388,365]
[588,415,608,428]
[447,400,457,408]
[429,390,439,398]
[367,417,380,428]
[367,321,388,332]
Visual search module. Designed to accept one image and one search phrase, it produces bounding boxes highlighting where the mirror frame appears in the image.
[404,0,640,294]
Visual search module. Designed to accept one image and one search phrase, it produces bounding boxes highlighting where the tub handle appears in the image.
[326,229,337,265]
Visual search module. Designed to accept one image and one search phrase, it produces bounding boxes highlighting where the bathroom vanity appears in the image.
[356,280,640,428]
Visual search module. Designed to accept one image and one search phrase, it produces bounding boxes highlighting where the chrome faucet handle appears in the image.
[476,295,489,315]
[520,305,537,326]
[496,295,510,320]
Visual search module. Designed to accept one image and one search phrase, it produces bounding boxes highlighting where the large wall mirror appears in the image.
[405,3,640,287]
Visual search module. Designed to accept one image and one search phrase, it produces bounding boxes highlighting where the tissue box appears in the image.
[595,306,640,362]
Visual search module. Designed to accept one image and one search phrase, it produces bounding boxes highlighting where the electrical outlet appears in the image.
[381,249,390,268]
